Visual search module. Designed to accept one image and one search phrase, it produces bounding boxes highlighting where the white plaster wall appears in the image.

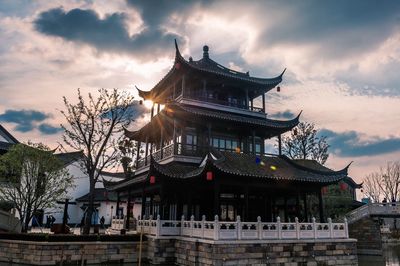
[38,161,127,226]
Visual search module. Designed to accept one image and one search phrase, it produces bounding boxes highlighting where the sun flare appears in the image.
[143,100,154,109]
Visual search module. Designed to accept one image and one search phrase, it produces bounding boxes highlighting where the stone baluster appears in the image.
[257,216,262,240]
[214,215,219,240]
[236,216,242,240]
[344,217,349,238]
[201,215,206,238]
[156,215,161,237]
[181,215,185,236]
[190,215,195,237]
[312,217,317,239]
[295,217,300,240]
[277,216,282,239]
[328,218,333,239]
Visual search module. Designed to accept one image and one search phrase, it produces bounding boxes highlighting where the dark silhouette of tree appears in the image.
[61,89,134,234]
[0,142,73,232]
[281,122,329,165]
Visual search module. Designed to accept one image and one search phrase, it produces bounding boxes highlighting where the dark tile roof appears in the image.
[55,151,84,166]
[137,40,284,101]
[0,142,14,152]
[184,46,284,86]
[75,188,118,202]
[208,151,348,183]
[0,124,19,144]
[124,102,300,141]
[106,151,349,191]
[176,103,300,129]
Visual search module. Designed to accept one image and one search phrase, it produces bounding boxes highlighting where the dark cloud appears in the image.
[269,110,296,120]
[125,0,211,27]
[34,8,184,60]
[0,109,49,132]
[258,0,400,59]
[38,123,63,135]
[320,129,400,157]
[0,109,61,135]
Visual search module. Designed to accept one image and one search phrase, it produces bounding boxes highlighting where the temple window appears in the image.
[210,136,240,152]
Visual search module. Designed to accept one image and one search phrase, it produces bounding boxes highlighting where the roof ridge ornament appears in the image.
[203,45,209,59]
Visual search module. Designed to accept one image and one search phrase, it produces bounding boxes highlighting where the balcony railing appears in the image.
[137,215,349,241]
[136,143,204,169]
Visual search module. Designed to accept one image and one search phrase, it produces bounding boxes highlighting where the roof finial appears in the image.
[203,45,209,59]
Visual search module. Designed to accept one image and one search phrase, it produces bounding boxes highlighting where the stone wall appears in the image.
[0,239,145,265]
[145,236,358,266]
[0,237,358,266]
[348,217,382,255]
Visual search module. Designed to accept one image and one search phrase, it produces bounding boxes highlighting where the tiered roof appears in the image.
[124,102,300,142]
[104,151,349,191]
[137,40,285,103]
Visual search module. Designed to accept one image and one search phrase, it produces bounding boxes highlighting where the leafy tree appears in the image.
[0,143,73,232]
[61,89,134,234]
[281,122,329,165]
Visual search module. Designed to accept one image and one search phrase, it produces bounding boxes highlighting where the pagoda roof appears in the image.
[76,188,118,202]
[124,102,300,142]
[137,40,285,102]
[55,151,84,166]
[105,151,349,191]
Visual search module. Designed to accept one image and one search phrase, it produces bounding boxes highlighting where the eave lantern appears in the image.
[150,175,156,184]
[340,182,348,191]
[206,171,213,181]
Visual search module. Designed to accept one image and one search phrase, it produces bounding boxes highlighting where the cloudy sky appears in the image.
[1,0,400,185]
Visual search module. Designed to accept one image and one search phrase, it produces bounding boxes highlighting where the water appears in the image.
[359,244,400,266]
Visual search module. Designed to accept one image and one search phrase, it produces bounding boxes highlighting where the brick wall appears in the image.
[0,240,144,265]
[144,236,358,266]
[348,217,382,255]
[0,237,358,266]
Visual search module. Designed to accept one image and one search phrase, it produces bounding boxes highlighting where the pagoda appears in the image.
[105,41,350,224]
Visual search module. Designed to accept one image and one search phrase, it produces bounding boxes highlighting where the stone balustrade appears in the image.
[110,217,125,230]
[346,202,400,224]
[138,215,349,241]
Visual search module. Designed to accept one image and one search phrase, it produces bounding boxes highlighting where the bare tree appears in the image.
[61,89,135,234]
[282,122,330,165]
[363,162,400,203]
[363,172,383,203]
[0,143,73,232]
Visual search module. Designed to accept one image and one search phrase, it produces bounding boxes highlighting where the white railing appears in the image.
[346,202,400,224]
[111,216,126,230]
[137,215,348,241]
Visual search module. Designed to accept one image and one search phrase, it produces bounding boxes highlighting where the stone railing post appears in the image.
[190,215,195,237]
[328,218,333,239]
[257,216,262,240]
[277,216,282,239]
[156,215,161,237]
[312,217,317,239]
[295,217,300,239]
[214,215,219,240]
[344,217,349,238]
[201,215,206,238]
[181,215,185,236]
[237,216,242,240]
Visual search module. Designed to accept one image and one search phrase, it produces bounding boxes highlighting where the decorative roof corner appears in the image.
[279,68,287,78]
